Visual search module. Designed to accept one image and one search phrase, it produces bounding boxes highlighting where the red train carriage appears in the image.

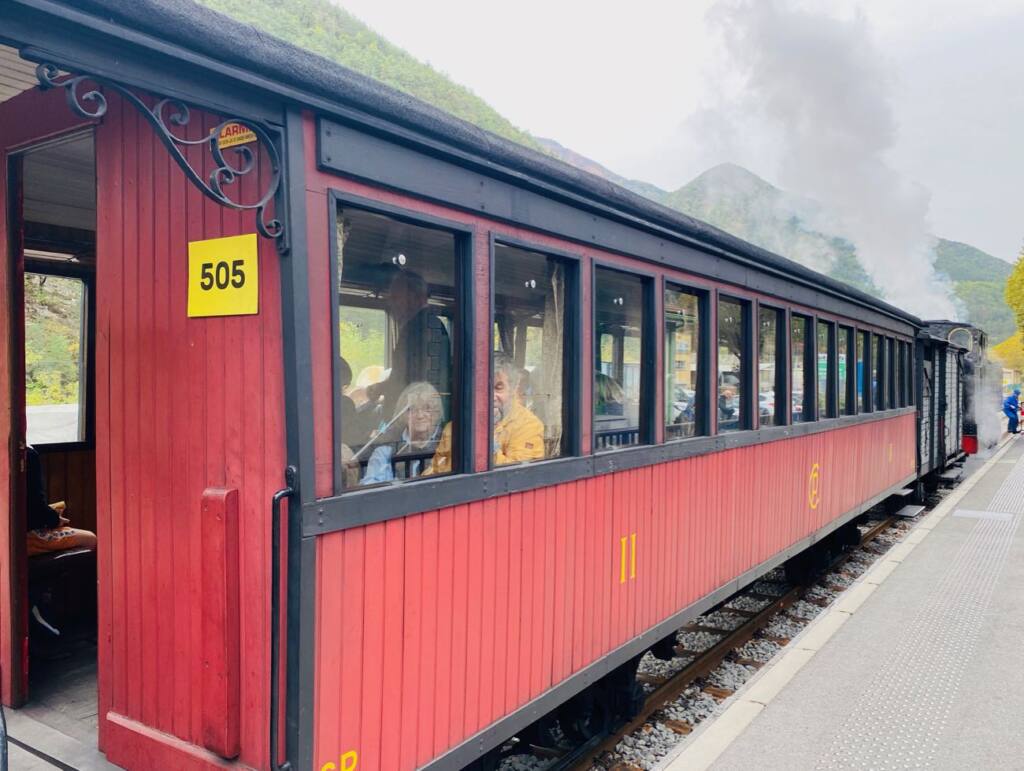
[0,2,924,769]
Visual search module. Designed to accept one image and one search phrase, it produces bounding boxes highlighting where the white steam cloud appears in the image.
[706,0,958,319]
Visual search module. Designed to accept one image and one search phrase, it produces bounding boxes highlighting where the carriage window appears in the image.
[335,207,459,490]
[873,334,884,410]
[717,297,747,433]
[25,272,88,445]
[837,326,850,415]
[858,331,869,412]
[665,285,704,439]
[897,337,905,405]
[492,244,570,465]
[819,321,835,417]
[792,314,812,422]
[758,307,784,427]
[888,338,897,408]
[594,267,647,450]
[909,341,917,405]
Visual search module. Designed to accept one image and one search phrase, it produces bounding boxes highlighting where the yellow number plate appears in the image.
[187,234,259,318]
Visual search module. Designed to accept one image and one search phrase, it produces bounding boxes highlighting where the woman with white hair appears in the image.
[360,381,443,484]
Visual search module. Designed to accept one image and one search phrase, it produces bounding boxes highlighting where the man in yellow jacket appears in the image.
[491,354,545,466]
[427,353,545,474]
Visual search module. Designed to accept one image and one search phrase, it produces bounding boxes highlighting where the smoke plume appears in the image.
[705,0,958,318]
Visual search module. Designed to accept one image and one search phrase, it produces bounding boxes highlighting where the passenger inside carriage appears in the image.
[363,268,451,416]
[359,381,444,484]
[336,205,458,487]
[26,445,97,556]
[491,353,545,467]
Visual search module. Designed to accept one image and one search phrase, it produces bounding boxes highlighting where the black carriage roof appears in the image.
[62,0,922,326]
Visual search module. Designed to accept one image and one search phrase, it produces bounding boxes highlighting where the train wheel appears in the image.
[560,688,612,742]
[648,634,678,661]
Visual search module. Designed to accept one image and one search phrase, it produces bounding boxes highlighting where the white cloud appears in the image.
[332,0,1024,259]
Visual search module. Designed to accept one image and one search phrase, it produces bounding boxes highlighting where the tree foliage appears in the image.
[24,274,83,406]
[1004,249,1024,340]
[992,334,1024,373]
[956,280,1016,342]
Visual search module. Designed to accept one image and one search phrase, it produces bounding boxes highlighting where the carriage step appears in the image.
[895,487,915,498]
[938,470,962,486]
[894,505,925,519]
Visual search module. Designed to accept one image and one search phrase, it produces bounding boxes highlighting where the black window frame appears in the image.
[22,258,96,451]
[329,191,476,494]
[716,293,754,434]
[592,262,656,452]
[663,279,711,441]
[488,234,582,466]
[757,303,786,428]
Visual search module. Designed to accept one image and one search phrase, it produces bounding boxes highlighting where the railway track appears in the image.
[503,512,905,771]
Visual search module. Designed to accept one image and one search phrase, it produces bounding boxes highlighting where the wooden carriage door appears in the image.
[92,92,287,769]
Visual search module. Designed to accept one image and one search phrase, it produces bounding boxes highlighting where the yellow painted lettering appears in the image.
[341,750,358,771]
[808,462,821,510]
[630,533,637,579]
[620,536,627,583]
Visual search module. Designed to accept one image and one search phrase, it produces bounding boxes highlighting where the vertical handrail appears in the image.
[270,468,296,771]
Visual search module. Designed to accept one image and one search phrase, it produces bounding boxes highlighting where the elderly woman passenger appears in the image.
[360,381,443,484]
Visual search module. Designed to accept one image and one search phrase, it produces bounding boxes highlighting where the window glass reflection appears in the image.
[492,245,569,465]
[858,331,869,412]
[817,321,832,419]
[873,333,884,410]
[335,207,458,490]
[718,298,746,433]
[665,286,702,439]
[594,268,646,450]
[792,315,810,422]
[838,327,851,415]
[758,307,782,427]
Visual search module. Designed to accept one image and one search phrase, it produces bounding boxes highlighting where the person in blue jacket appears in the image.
[1003,388,1021,434]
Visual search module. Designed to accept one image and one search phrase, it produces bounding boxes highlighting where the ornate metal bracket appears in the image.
[35,62,286,250]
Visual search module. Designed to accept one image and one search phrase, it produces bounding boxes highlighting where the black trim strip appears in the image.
[418,471,917,770]
[303,407,918,535]
[278,107,318,771]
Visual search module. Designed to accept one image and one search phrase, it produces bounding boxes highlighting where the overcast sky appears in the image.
[333,0,1022,262]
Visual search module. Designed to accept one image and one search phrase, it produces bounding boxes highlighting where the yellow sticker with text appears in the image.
[187,233,259,318]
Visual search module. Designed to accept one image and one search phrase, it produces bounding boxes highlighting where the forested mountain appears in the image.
[195,0,542,151]
[661,164,1014,339]
[198,0,1013,339]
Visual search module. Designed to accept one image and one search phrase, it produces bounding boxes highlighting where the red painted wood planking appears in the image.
[313,413,917,770]
[90,93,286,769]
[200,487,241,759]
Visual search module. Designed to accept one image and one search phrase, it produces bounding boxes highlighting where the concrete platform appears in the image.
[661,435,1024,771]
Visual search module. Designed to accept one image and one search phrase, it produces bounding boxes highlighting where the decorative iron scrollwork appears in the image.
[35,62,286,247]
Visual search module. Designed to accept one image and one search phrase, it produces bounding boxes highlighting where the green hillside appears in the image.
[196,0,542,151]
[667,164,1013,337]
[668,164,880,293]
[934,239,1012,282]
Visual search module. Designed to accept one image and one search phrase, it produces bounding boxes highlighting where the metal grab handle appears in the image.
[270,468,296,771]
